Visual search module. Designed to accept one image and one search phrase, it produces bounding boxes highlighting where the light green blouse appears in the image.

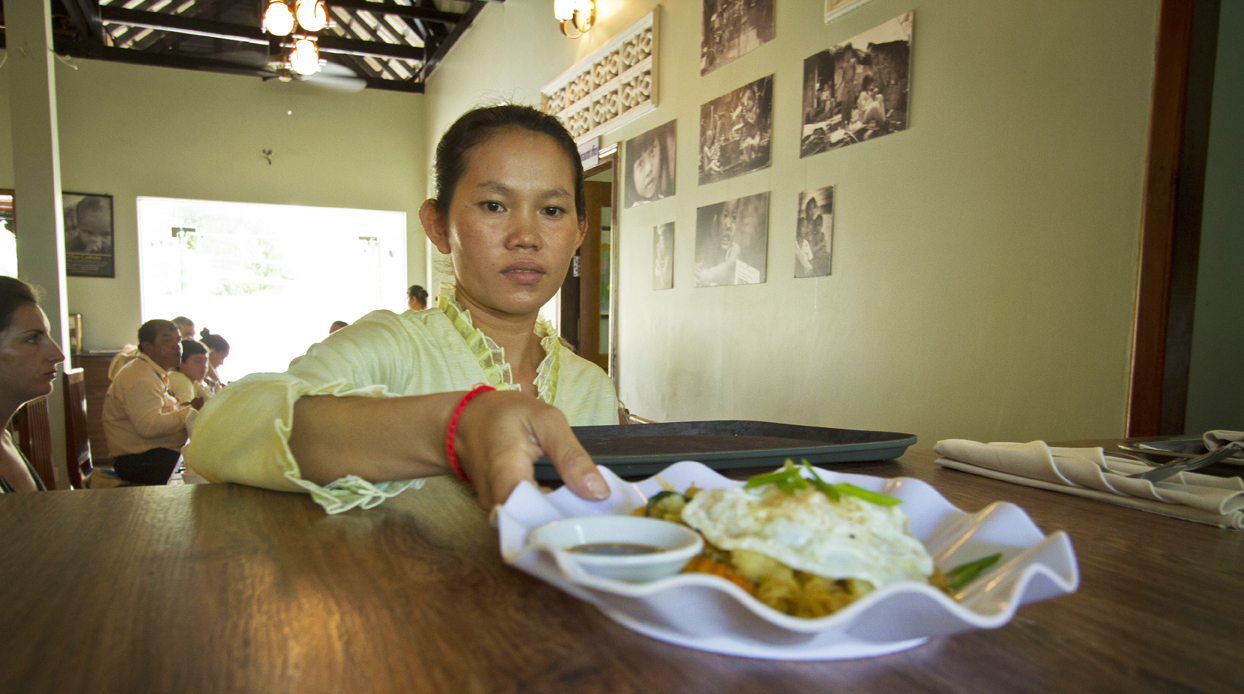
[183,290,619,513]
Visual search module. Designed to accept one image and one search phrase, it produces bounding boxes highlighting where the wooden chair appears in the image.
[63,368,93,489]
[12,397,55,490]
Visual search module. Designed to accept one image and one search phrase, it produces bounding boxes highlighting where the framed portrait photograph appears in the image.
[701,0,775,76]
[624,120,677,208]
[63,192,115,278]
[795,186,834,278]
[801,12,913,158]
[694,192,769,287]
[653,222,674,290]
[699,75,774,185]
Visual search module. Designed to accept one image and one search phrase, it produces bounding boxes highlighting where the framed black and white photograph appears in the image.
[653,222,674,290]
[694,192,769,287]
[625,120,677,208]
[699,75,774,185]
[701,0,776,76]
[795,186,834,278]
[63,192,115,278]
[825,0,877,23]
[800,12,913,158]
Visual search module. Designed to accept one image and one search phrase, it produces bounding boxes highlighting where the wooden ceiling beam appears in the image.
[59,0,107,44]
[326,0,462,26]
[98,6,424,62]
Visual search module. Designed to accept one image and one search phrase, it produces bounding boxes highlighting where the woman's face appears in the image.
[422,128,586,318]
[208,348,227,368]
[180,353,209,382]
[0,304,65,407]
[632,140,660,199]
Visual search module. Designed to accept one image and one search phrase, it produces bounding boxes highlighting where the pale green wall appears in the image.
[1,57,425,351]
[1185,1,1244,433]
[426,0,1158,446]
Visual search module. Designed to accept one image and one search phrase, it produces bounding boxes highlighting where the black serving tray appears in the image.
[533,420,917,481]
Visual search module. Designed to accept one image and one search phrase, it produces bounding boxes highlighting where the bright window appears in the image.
[138,197,406,379]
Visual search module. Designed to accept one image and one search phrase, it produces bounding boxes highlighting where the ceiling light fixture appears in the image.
[554,0,595,38]
[289,37,321,76]
[294,0,329,34]
[262,0,296,37]
[262,0,331,76]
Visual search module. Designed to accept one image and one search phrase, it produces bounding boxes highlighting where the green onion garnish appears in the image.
[742,460,901,506]
[946,553,1003,590]
[801,462,840,502]
[833,482,901,506]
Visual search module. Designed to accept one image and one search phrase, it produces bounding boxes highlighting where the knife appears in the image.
[1127,442,1243,482]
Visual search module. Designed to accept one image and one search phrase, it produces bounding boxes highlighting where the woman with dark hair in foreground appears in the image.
[0,277,65,493]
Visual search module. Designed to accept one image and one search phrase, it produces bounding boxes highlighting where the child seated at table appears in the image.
[184,105,617,513]
[167,339,212,409]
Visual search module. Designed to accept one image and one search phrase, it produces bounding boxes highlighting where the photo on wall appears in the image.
[825,0,877,23]
[800,12,913,158]
[701,0,776,76]
[694,192,769,287]
[624,120,677,208]
[699,75,774,185]
[63,192,115,278]
[795,186,834,278]
[653,222,674,290]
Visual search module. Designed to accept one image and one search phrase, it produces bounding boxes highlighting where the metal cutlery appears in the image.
[1127,442,1244,482]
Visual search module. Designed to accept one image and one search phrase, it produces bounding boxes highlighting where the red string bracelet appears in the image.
[446,385,495,483]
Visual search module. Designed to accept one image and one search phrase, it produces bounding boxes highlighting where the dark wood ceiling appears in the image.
[0,0,501,93]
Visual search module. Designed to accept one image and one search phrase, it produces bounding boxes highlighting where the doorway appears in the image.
[560,156,619,382]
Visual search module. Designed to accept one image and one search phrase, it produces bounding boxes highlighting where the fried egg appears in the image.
[680,485,934,588]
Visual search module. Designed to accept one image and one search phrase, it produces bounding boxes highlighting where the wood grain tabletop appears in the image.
[1,443,1241,694]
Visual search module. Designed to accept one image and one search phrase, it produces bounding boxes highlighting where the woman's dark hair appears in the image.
[179,339,207,362]
[138,319,178,347]
[431,104,586,222]
[0,276,39,333]
[407,284,428,305]
[199,329,229,354]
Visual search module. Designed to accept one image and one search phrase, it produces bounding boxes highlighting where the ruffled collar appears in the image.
[437,282,560,404]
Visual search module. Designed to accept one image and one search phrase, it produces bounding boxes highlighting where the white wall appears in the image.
[425,0,1159,446]
[1,57,426,351]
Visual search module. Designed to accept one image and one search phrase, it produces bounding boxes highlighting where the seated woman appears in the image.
[185,105,618,513]
[168,339,211,409]
[198,329,229,393]
[0,277,66,493]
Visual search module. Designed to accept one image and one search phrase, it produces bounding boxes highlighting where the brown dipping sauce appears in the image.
[566,543,667,556]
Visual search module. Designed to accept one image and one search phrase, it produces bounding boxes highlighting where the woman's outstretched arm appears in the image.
[289,389,609,509]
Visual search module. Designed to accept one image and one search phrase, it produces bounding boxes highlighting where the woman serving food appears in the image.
[185,105,618,513]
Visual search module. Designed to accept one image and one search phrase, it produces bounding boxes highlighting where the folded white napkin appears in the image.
[1205,430,1244,453]
[934,440,1244,529]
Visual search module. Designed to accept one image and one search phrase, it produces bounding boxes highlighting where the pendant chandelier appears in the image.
[262,0,330,76]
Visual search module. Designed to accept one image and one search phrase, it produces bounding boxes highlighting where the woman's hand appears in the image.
[451,390,609,510]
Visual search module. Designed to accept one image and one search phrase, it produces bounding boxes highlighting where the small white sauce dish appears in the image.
[528,516,703,583]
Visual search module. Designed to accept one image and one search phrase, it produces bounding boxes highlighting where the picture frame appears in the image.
[63,192,115,278]
[825,0,877,23]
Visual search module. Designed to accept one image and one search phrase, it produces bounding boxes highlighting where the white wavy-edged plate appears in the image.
[496,461,1079,660]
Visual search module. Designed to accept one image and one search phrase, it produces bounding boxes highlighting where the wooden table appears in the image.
[2,443,1242,693]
